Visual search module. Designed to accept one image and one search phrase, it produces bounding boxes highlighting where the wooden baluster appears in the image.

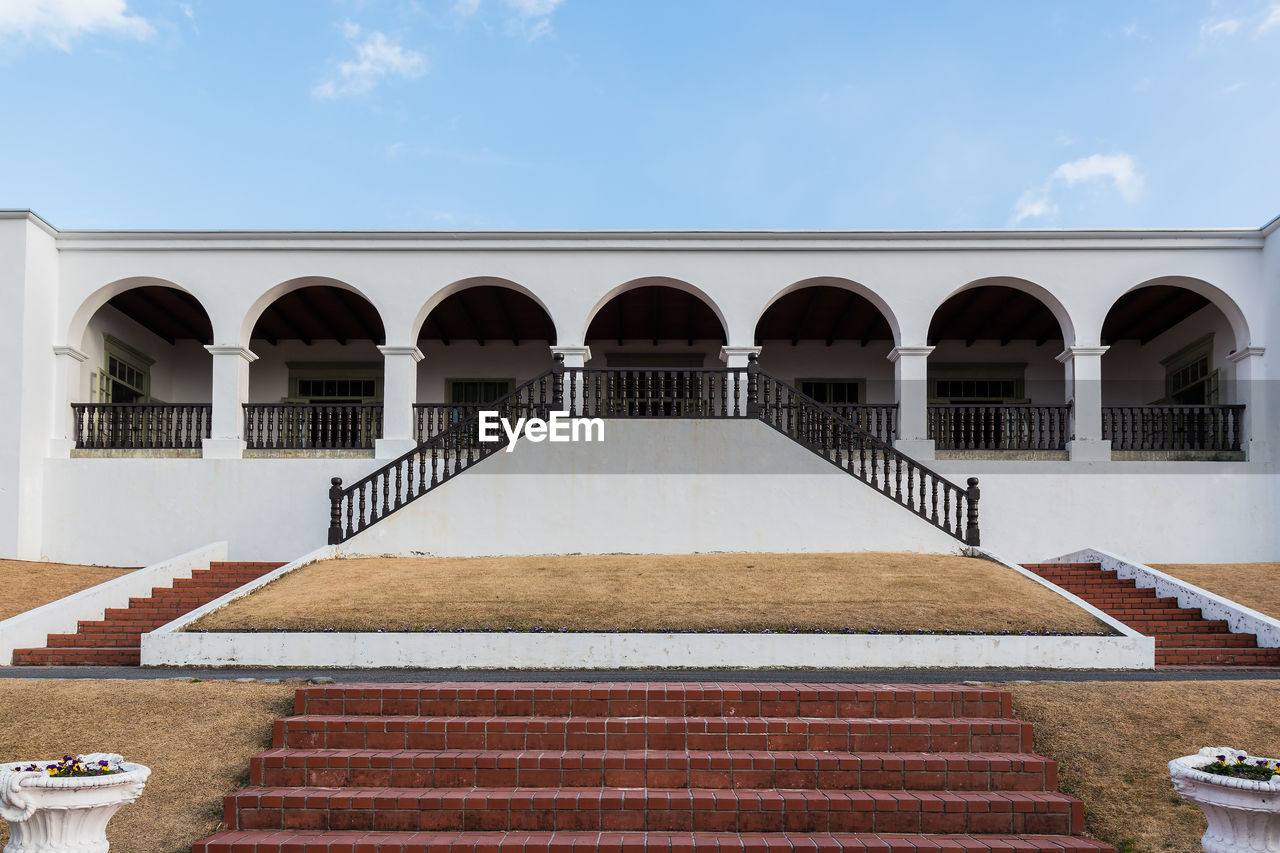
[430,440,439,487]
[394,460,404,508]
[942,487,952,533]
[930,478,939,524]
[869,442,879,489]
[345,488,354,538]
[965,477,981,546]
[357,483,367,530]
[906,463,915,511]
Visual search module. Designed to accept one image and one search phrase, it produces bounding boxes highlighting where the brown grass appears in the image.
[0,561,135,621]
[193,552,1112,634]
[1007,680,1280,853]
[1151,563,1280,620]
[0,679,295,853]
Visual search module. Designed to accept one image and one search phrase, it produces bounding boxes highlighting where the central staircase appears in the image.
[1022,562,1280,668]
[194,682,1112,852]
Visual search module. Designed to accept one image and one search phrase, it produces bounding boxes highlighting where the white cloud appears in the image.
[1011,153,1144,224]
[313,22,427,99]
[503,0,563,40]
[451,0,481,16]
[1200,17,1242,38]
[0,0,153,50]
[1258,3,1280,34]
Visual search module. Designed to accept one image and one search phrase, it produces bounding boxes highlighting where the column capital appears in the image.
[204,345,258,363]
[377,344,424,362]
[550,345,592,362]
[1227,346,1266,363]
[887,345,933,362]
[52,345,88,362]
[1055,345,1109,363]
[719,345,761,363]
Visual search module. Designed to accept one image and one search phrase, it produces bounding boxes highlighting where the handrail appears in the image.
[1103,404,1245,452]
[327,366,563,543]
[748,358,979,545]
[928,403,1070,451]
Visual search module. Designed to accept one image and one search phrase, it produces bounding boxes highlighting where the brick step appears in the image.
[1157,648,1280,666]
[100,606,200,621]
[275,716,1033,753]
[1109,613,1223,626]
[11,646,140,665]
[224,787,1084,834]
[194,830,1116,853]
[293,684,1012,719]
[45,632,141,648]
[251,749,1056,792]
[1021,563,1103,569]
[1154,633,1259,648]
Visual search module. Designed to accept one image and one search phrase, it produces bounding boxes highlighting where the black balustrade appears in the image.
[413,404,485,442]
[928,404,1070,451]
[245,403,384,450]
[576,368,744,418]
[72,403,211,450]
[1103,404,1245,452]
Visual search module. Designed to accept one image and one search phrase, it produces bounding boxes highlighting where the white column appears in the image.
[376,345,423,459]
[1227,347,1267,461]
[49,346,88,458]
[888,345,934,459]
[203,345,257,459]
[1057,345,1110,462]
[550,346,591,414]
[719,345,761,417]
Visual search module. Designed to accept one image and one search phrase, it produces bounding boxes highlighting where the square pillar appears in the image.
[720,345,761,417]
[49,346,88,458]
[376,345,423,459]
[203,345,257,459]
[1057,345,1110,462]
[1227,347,1267,461]
[551,346,591,415]
[888,345,934,459]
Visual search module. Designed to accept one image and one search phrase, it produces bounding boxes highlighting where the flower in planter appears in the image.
[9,754,124,778]
[1201,751,1280,782]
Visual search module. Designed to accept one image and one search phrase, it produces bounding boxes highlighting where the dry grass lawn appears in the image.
[0,679,295,853]
[1151,562,1280,620]
[193,552,1112,634]
[0,560,135,621]
[1008,680,1280,853]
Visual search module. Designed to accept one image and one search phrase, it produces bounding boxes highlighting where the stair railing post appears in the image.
[964,476,981,547]
[552,353,565,416]
[746,352,760,418]
[327,477,344,544]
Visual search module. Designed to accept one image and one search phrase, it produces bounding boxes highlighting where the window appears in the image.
[95,335,154,403]
[929,364,1027,402]
[287,363,382,402]
[1162,336,1219,404]
[797,379,863,405]
[447,379,514,405]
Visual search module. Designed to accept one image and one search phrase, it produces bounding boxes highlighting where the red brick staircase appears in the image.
[11,561,283,666]
[1022,562,1280,668]
[194,682,1112,852]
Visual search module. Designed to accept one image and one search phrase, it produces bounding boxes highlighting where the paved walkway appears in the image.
[2,666,1277,682]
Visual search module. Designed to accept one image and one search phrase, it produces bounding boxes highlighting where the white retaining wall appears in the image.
[0,541,226,663]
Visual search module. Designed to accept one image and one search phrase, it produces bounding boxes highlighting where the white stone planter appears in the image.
[0,755,150,853]
[1169,747,1280,852]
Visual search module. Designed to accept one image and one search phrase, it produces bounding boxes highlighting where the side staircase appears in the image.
[11,560,283,666]
[195,682,1112,852]
[1022,562,1280,668]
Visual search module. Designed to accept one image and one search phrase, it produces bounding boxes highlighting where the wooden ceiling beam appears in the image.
[330,288,382,344]
[929,288,984,346]
[114,290,211,344]
[421,313,450,346]
[454,289,486,346]
[492,288,520,346]
[261,303,310,346]
[1139,290,1208,345]
[650,289,661,346]
[686,291,698,346]
[791,288,821,346]
[288,290,346,345]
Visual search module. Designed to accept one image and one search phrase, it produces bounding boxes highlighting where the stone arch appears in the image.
[1102,275,1251,350]
[928,276,1075,347]
[754,276,902,346]
[582,276,729,344]
[237,276,388,347]
[410,277,558,345]
[66,276,213,349]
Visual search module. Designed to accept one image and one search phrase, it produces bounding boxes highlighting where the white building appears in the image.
[2,209,1276,566]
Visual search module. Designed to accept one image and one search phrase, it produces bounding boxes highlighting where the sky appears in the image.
[0,0,1278,231]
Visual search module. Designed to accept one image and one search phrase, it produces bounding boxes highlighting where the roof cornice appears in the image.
[6,209,1275,249]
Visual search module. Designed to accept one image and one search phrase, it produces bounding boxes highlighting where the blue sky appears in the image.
[1,0,1277,230]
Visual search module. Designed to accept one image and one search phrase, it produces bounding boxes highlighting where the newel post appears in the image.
[552,352,565,412]
[746,352,761,417]
[327,477,344,545]
[964,477,981,547]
